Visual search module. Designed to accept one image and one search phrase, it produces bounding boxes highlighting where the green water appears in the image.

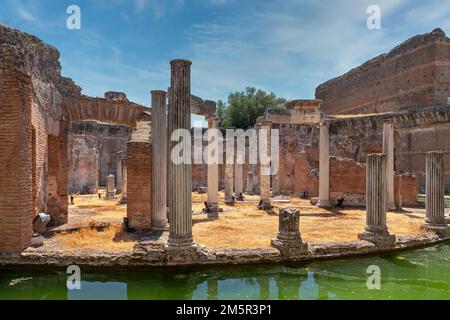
[1,244,450,300]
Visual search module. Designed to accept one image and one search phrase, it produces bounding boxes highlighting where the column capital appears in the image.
[381,119,394,125]
[170,59,192,67]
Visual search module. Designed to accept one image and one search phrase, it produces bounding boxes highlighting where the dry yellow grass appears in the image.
[63,190,426,250]
[53,225,137,251]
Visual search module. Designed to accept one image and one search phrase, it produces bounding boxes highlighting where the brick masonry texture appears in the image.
[316,28,450,115]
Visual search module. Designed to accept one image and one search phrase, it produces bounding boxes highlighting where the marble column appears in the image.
[246,171,254,194]
[271,207,308,255]
[151,90,168,230]
[358,154,395,246]
[383,121,395,210]
[166,59,194,248]
[259,124,272,210]
[206,115,220,218]
[424,151,447,229]
[106,174,115,200]
[271,174,280,196]
[234,164,244,200]
[116,151,123,193]
[318,122,331,208]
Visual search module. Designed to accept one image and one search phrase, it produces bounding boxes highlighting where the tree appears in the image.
[218,87,285,129]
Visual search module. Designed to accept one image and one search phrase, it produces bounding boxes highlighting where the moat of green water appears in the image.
[1,244,450,300]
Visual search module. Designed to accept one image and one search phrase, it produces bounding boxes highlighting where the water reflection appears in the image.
[2,244,450,300]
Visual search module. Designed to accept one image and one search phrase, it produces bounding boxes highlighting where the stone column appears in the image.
[151,90,168,230]
[234,164,244,200]
[119,159,128,204]
[271,174,280,196]
[383,121,395,210]
[116,151,123,193]
[224,163,235,204]
[106,174,115,200]
[271,207,308,256]
[424,151,447,231]
[246,171,254,194]
[206,115,220,218]
[258,123,272,210]
[166,59,195,248]
[358,154,395,246]
[318,122,331,207]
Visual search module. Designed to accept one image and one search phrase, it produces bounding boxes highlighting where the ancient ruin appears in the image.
[1,24,450,270]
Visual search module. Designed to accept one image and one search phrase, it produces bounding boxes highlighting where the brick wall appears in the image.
[0,62,33,252]
[127,141,152,230]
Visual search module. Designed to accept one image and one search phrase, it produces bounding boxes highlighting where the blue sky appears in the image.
[2,0,450,110]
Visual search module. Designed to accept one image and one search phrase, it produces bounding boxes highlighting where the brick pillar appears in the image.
[167,59,195,248]
[358,154,395,246]
[383,121,395,210]
[127,123,152,230]
[424,151,448,232]
[0,61,33,252]
[318,122,331,207]
[151,90,168,230]
[258,123,272,210]
[206,116,220,218]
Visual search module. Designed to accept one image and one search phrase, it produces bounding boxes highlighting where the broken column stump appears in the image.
[271,207,308,256]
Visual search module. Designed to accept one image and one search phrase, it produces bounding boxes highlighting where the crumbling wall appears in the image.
[316,28,450,115]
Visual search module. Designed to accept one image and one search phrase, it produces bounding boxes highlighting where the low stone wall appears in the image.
[0,232,448,268]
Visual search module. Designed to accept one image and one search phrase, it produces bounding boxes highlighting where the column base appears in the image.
[106,192,115,200]
[236,193,245,201]
[204,204,222,219]
[258,199,273,210]
[224,196,235,205]
[152,220,169,231]
[387,203,397,211]
[271,238,308,257]
[358,231,396,247]
[317,199,331,208]
[165,243,205,264]
[422,223,450,237]
[166,235,195,248]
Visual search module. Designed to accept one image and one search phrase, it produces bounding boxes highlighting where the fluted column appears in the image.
[358,154,395,246]
[383,121,395,210]
[151,90,168,230]
[259,123,272,209]
[206,115,220,218]
[318,122,331,207]
[425,151,446,227]
[235,164,244,200]
[167,59,194,248]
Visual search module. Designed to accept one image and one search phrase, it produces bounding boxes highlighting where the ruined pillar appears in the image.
[116,151,123,193]
[424,151,448,232]
[271,207,308,256]
[206,115,220,218]
[271,174,280,196]
[234,164,244,200]
[383,121,395,210]
[318,122,330,207]
[246,171,254,194]
[151,90,168,230]
[258,123,272,210]
[119,158,128,204]
[224,163,235,204]
[105,174,115,200]
[358,154,395,246]
[167,59,195,248]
